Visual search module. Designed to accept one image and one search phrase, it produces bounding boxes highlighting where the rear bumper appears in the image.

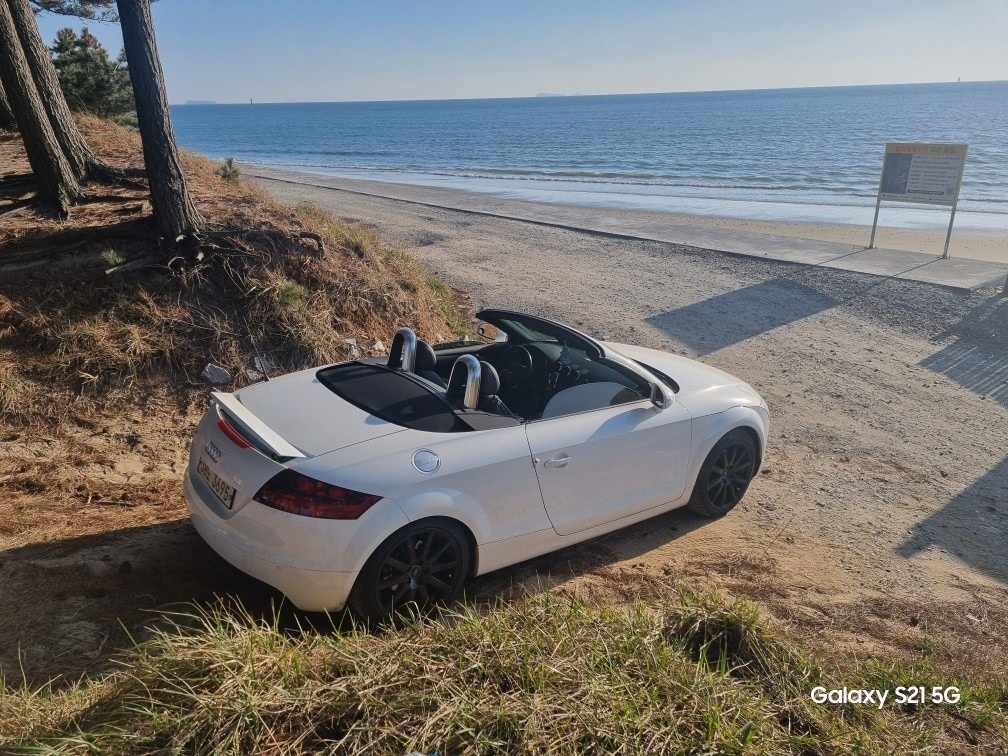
[185,469,358,612]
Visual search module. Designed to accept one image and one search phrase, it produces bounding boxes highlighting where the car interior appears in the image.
[376,312,662,424]
[431,339,650,420]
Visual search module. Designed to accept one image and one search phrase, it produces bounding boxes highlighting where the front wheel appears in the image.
[349,519,471,625]
[687,429,758,518]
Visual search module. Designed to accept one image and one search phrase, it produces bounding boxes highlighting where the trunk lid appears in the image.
[229,367,405,457]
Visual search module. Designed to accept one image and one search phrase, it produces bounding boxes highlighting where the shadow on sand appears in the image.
[896,456,1008,586]
[645,278,839,355]
[1,506,709,688]
[921,295,1008,409]
[920,340,1008,408]
[0,520,294,688]
[468,507,710,601]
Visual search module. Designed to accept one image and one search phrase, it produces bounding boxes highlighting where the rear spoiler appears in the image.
[211,391,305,460]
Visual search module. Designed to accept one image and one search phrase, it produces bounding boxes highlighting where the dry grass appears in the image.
[0,117,470,428]
[0,443,181,544]
[0,363,59,425]
[2,591,1004,754]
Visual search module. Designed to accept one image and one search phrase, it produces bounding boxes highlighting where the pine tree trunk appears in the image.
[0,77,16,130]
[116,0,203,241]
[0,0,81,215]
[6,0,112,180]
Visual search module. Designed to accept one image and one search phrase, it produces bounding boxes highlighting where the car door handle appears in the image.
[543,454,571,469]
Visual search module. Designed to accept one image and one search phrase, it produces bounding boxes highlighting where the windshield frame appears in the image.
[476,309,605,358]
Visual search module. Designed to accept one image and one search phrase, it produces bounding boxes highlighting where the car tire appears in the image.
[687,429,758,518]
[348,519,471,625]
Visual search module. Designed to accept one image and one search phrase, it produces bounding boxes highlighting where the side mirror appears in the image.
[650,382,668,410]
[476,323,498,342]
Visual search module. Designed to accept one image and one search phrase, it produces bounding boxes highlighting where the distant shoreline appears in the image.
[243,164,1008,265]
[171,79,1008,107]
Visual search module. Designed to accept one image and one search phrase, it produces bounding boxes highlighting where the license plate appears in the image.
[197,456,236,509]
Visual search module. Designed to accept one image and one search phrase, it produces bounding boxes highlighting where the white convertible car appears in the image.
[184,310,769,622]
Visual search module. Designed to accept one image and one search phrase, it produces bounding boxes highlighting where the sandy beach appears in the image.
[247,164,1008,634]
[245,166,1008,266]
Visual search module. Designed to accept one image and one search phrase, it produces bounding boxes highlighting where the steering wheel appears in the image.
[497,345,533,391]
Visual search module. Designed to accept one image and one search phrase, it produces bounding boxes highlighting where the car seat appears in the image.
[415,340,447,388]
[477,361,514,417]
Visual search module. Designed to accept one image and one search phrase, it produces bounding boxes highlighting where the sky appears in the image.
[34,0,1008,104]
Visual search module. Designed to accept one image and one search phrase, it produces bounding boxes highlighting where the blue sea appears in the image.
[171,82,1008,231]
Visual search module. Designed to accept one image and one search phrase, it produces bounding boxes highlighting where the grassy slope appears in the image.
[1,117,469,544]
[4,592,1006,754]
[0,120,1005,753]
[0,117,472,688]
[1,116,466,423]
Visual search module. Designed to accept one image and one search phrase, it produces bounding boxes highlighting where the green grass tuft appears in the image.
[215,157,241,184]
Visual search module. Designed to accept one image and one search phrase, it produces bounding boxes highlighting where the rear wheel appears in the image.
[687,429,758,518]
[349,519,470,625]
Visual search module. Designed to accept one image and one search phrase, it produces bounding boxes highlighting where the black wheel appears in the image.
[349,520,471,625]
[687,429,758,518]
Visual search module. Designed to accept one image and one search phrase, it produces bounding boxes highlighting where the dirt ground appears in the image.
[260,176,1008,664]
[2,151,1007,687]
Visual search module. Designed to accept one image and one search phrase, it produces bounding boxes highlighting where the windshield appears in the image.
[495,318,557,343]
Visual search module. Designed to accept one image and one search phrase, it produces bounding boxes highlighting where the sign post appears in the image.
[869,143,968,258]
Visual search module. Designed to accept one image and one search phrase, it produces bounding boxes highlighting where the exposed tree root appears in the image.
[104,227,327,275]
[86,159,148,189]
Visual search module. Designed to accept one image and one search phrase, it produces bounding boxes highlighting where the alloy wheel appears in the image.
[705,441,755,511]
[373,526,465,614]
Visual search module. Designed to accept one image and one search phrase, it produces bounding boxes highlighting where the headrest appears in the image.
[415,340,437,371]
[479,361,500,397]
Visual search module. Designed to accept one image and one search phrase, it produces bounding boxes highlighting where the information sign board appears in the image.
[878,143,967,205]
[869,143,968,258]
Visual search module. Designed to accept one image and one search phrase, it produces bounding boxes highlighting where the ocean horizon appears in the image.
[173,78,1008,106]
[170,82,1008,231]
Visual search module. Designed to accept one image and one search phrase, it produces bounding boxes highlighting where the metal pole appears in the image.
[869,196,882,249]
[942,202,958,259]
[869,149,887,249]
[942,147,967,259]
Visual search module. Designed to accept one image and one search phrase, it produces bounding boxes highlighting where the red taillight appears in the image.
[217,416,251,449]
[253,469,382,520]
